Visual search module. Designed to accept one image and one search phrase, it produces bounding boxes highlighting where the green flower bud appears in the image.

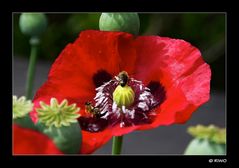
[113,85,135,108]
[184,138,226,155]
[99,13,140,35]
[19,13,48,37]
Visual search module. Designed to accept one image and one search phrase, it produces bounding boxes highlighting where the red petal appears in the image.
[29,30,138,153]
[80,129,112,154]
[133,36,211,130]
[13,124,62,154]
[33,30,136,116]
[94,35,210,136]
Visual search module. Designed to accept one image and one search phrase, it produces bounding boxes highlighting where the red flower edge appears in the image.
[13,124,62,154]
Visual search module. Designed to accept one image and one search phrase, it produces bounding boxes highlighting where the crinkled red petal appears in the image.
[80,129,112,154]
[132,36,211,130]
[29,31,137,154]
[33,30,136,117]
[13,124,62,154]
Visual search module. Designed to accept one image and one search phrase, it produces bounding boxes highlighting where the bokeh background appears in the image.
[13,13,226,154]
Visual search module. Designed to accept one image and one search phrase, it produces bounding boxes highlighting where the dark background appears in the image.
[13,13,226,154]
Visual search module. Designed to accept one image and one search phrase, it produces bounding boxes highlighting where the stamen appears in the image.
[79,71,166,132]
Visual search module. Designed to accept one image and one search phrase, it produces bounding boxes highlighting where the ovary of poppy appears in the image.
[21,30,211,154]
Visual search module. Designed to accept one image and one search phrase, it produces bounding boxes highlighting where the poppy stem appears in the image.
[112,136,123,155]
[25,37,40,99]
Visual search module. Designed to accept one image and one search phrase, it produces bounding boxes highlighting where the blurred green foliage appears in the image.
[13,13,225,90]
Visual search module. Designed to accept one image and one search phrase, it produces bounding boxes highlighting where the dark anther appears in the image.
[92,70,112,87]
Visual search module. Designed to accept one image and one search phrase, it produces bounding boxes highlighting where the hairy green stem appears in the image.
[25,38,39,99]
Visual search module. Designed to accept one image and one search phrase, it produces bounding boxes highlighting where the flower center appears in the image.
[113,84,135,108]
[79,71,166,132]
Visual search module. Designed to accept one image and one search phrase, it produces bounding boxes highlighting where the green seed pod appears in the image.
[13,95,33,119]
[99,13,140,35]
[36,98,80,128]
[113,85,135,108]
[184,138,226,155]
[19,13,48,37]
[13,95,38,130]
[35,98,82,154]
[184,125,226,155]
[36,122,82,154]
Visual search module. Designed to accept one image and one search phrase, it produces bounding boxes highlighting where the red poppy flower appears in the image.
[17,30,210,154]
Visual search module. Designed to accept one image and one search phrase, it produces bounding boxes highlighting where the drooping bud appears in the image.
[19,13,48,38]
[113,85,135,108]
[99,13,140,35]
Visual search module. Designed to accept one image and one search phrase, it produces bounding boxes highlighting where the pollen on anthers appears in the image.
[82,71,161,130]
[85,71,135,116]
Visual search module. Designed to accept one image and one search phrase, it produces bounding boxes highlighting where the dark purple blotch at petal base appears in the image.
[79,76,166,132]
[92,70,112,87]
[147,81,166,105]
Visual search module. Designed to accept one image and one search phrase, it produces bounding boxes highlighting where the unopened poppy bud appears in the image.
[99,13,140,35]
[19,13,48,37]
[113,85,135,108]
[184,125,226,155]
